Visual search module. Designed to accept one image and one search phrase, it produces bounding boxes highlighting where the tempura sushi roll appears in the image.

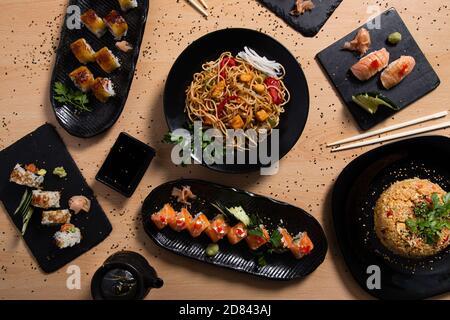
[188,213,210,238]
[168,207,192,232]
[69,66,95,93]
[54,224,81,249]
[70,38,96,64]
[246,225,270,250]
[95,47,121,73]
[290,232,314,259]
[9,164,44,188]
[277,227,294,249]
[380,56,416,89]
[350,48,390,81]
[205,215,230,243]
[91,77,116,103]
[80,9,106,38]
[118,0,138,11]
[42,209,71,226]
[104,10,128,40]
[31,190,61,209]
[227,222,248,245]
[151,203,176,230]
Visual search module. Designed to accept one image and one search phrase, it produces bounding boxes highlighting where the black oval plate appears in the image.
[50,0,149,138]
[163,28,309,173]
[141,179,327,281]
[332,136,450,299]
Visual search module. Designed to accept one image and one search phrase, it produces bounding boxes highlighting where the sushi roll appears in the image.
[205,215,230,243]
[95,47,121,73]
[80,9,106,38]
[42,209,71,226]
[227,222,248,245]
[9,164,44,188]
[350,48,390,81]
[168,207,192,232]
[31,190,61,209]
[118,0,138,11]
[69,66,95,93]
[290,232,314,259]
[246,225,270,250]
[104,10,128,40]
[54,224,82,249]
[91,77,116,103]
[188,213,210,238]
[277,227,294,249]
[151,203,176,230]
[380,56,416,89]
[70,38,96,64]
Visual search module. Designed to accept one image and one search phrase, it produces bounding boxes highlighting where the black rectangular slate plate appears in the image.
[316,8,440,130]
[258,0,342,37]
[50,0,149,138]
[96,132,156,197]
[332,136,450,299]
[141,179,328,281]
[0,124,112,273]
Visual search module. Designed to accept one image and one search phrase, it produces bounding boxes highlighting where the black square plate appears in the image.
[258,0,342,37]
[316,8,440,130]
[0,124,112,273]
[96,132,155,197]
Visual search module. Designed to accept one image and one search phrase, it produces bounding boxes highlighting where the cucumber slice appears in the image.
[14,189,31,216]
[352,92,399,114]
[21,207,34,235]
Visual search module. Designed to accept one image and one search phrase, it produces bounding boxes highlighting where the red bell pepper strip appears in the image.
[264,77,282,105]
[219,57,237,79]
[217,95,238,117]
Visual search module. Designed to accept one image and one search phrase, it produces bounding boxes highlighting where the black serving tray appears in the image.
[96,132,155,197]
[332,136,450,299]
[50,0,149,138]
[317,8,440,130]
[142,179,327,281]
[0,124,112,273]
[258,0,342,37]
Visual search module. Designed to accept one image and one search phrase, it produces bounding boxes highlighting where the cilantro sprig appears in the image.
[53,82,92,112]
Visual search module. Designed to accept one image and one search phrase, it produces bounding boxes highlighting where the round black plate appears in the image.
[163,28,309,173]
[141,179,327,281]
[50,0,149,138]
[332,136,450,299]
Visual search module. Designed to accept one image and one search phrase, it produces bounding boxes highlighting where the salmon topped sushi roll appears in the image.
[70,38,96,64]
[95,47,121,73]
[380,56,416,89]
[169,207,192,232]
[151,203,176,230]
[69,66,95,92]
[205,215,230,243]
[104,10,128,40]
[350,48,390,81]
[81,9,107,38]
[91,77,116,103]
[227,222,248,245]
[290,232,314,259]
[277,227,294,249]
[188,213,210,238]
[246,225,270,250]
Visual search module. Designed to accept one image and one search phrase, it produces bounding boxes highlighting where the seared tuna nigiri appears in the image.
[290,232,314,259]
[205,215,230,243]
[169,207,192,232]
[246,225,270,250]
[151,203,176,230]
[380,56,416,89]
[188,213,210,238]
[227,222,248,245]
[350,48,390,81]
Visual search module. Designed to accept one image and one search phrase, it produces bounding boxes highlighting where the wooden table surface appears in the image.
[0,0,449,300]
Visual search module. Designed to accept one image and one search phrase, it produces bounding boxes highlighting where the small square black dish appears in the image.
[96,132,155,197]
[258,0,342,37]
[316,8,440,130]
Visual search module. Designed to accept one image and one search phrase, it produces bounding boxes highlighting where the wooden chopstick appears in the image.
[198,0,209,9]
[327,111,449,147]
[187,0,208,17]
[331,121,450,152]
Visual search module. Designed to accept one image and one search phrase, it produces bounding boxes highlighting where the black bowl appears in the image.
[163,28,309,173]
[332,136,450,299]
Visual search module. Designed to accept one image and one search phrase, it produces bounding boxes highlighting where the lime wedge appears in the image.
[352,93,398,114]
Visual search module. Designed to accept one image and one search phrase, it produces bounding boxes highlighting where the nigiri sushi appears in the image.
[227,222,248,245]
[70,38,96,64]
[91,77,116,103]
[188,213,210,238]
[104,10,128,40]
[350,48,390,81]
[246,225,270,250]
[168,207,192,232]
[118,0,138,12]
[290,232,314,259]
[69,66,95,93]
[95,47,121,73]
[205,215,230,243]
[380,56,416,89]
[80,9,106,38]
[151,203,176,230]
[343,28,371,56]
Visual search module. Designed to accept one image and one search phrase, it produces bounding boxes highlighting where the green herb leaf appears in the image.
[269,229,283,248]
[248,228,265,238]
[53,82,92,113]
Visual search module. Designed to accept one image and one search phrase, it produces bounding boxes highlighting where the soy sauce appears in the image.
[100,268,138,300]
